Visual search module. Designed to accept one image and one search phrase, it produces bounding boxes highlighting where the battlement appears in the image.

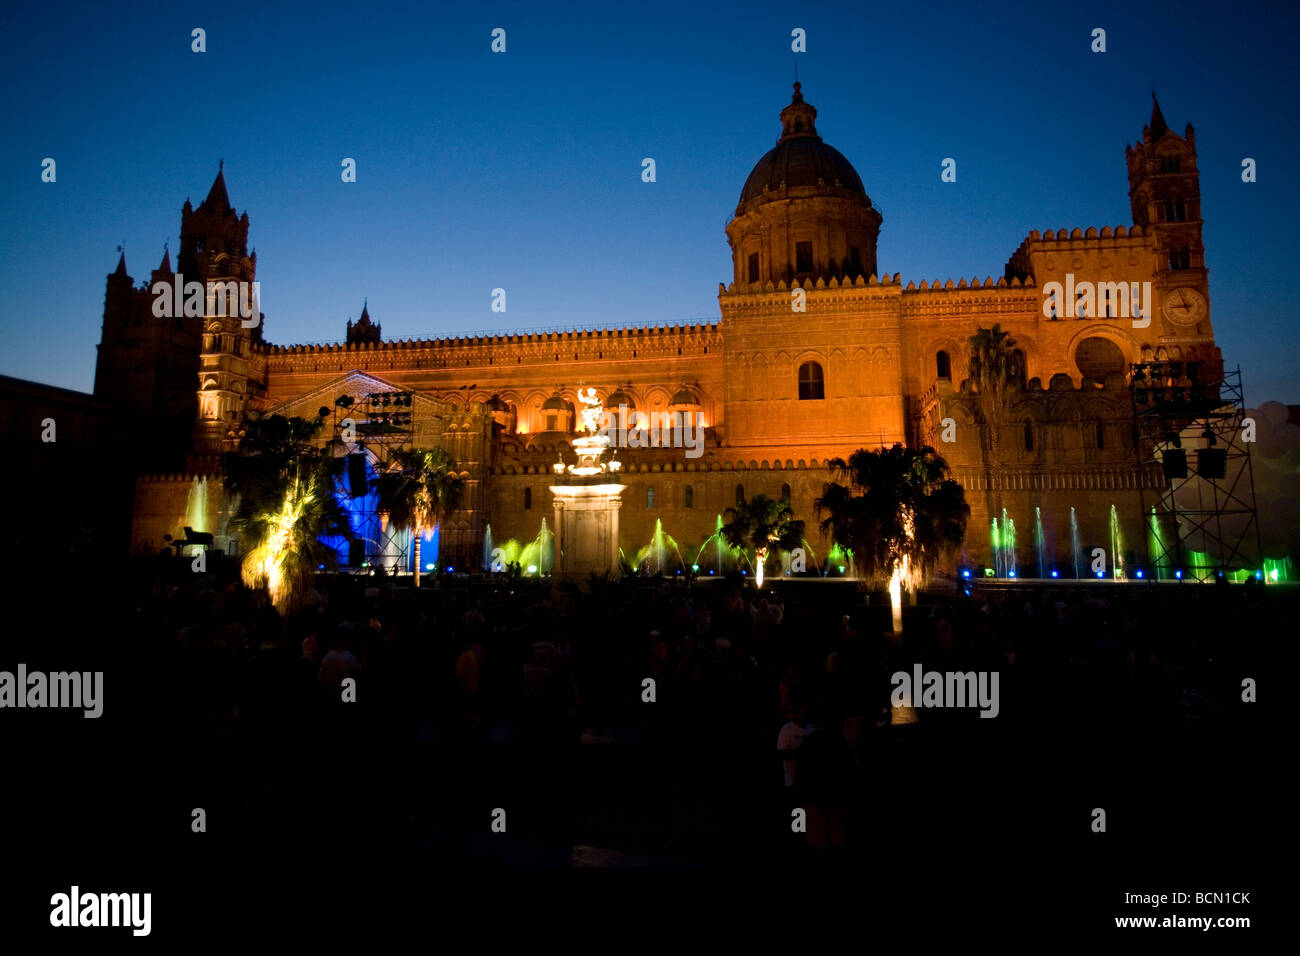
[259,320,722,355]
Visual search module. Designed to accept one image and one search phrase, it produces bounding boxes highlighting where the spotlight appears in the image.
[447,566,453,573]
[959,567,971,579]
[1255,570,1263,580]
[1008,570,1016,578]
[1175,569,1183,579]
[425,563,434,571]
[527,564,537,574]
[1095,571,1105,579]
[963,586,972,597]
[1050,569,1059,578]
[708,569,715,575]
[1135,569,1144,579]
[983,568,995,577]
[691,563,700,572]
[837,565,846,573]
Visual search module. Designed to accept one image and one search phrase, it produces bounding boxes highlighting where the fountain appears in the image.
[1109,504,1126,580]
[1070,507,1083,579]
[636,519,684,575]
[990,509,1017,577]
[518,517,554,576]
[183,476,208,540]
[825,541,853,577]
[1034,507,1048,579]
[483,523,495,572]
[1146,508,1167,580]
[693,515,742,576]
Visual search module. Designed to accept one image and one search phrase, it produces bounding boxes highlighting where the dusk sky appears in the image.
[2,0,1297,401]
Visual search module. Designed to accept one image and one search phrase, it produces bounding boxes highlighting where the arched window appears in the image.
[684,485,694,509]
[1096,422,1105,450]
[524,487,532,510]
[646,485,655,508]
[798,361,824,400]
[936,351,952,380]
[735,484,745,506]
[781,482,792,502]
[1011,349,1027,382]
[1023,422,1034,452]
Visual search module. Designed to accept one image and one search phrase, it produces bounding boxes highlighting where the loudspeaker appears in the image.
[348,454,368,496]
[1162,449,1187,481]
[1197,448,1227,480]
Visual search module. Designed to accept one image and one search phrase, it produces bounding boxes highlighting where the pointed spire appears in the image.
[1149,91,1169,141]
[158,242,172,273]
[360,297,370,322]
[200,161,232,213]
[113,247,127,276]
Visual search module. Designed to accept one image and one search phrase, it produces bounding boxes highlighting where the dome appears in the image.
[740,139,865,205]
[738,83,867,207]
[606,388,635,411]
[541,392,566,411]
[670,387,698,407]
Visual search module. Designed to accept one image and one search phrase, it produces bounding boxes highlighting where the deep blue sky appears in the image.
[2,0,1297,402]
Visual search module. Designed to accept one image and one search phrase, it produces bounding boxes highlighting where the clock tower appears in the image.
[1126,95,1212,339]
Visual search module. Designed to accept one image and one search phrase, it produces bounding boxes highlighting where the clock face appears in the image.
[1162,287,1207,326]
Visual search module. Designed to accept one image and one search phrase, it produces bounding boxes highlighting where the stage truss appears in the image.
[1131,362,1262,580]
[327,388,419,573]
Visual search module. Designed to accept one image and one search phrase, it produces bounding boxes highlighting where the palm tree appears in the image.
[967,324,1021,521]
[224,408,351,612]
[720,493,804,588]
[222,407,338,525]
[236,461,351,613]
[371,447,465,587]
[816,445,969,635]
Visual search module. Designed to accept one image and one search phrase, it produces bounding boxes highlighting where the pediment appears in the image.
[264,370,461,424]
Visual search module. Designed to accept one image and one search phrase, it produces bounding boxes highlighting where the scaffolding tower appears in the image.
[328,389,417,572]
[1131,361,1262,581]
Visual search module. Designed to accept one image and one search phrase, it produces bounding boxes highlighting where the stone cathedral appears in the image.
[104,86,1222,576]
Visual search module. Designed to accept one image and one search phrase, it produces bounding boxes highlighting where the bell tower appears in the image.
[1126,95,1213,339]
[186,163,262,463]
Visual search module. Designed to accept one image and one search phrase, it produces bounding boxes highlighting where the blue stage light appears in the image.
[1050,569,1059,578]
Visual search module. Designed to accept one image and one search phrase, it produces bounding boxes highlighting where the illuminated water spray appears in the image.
[184,476,208,537]
[1035,507,1047,579]
[519,517,554,575]
[991,509,1017,577]
[1109,504,1126,580]
[1070,507,1082,579]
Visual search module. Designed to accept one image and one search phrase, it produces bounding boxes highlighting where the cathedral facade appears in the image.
[107,86,1221,577]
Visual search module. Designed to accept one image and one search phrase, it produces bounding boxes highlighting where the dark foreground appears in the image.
[5,560,1280,940]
